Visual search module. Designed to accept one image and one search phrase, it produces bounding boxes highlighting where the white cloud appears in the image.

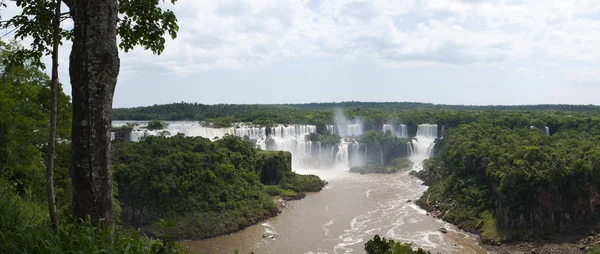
[118,0,592,73]
[4,0,600,93]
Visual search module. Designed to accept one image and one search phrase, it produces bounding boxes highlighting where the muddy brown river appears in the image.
[179,168,485,254]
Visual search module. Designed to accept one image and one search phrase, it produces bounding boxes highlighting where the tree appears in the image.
[365,235,431,254]
[0,40,72,203]
[3,0,179,225]
[44,0,61,231]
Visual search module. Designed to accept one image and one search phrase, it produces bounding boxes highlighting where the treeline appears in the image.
[113,102,600,135]
[112,134,324,240]
[417,117,600,244]
[112,102,600,123]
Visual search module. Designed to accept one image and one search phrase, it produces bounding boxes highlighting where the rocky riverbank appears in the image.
[412,169,600,254]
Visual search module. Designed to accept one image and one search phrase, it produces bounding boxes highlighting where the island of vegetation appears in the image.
[112,134,324,240]
[350,158,413,174]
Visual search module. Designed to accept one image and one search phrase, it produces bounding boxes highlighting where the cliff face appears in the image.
[256,150,292,185]
[495,185,600,230]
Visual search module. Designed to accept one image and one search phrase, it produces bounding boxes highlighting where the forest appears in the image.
[112,134,324,240]
[416,117,600,244]
[112,101,600,125]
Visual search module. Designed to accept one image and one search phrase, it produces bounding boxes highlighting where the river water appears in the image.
[180,168,485,254]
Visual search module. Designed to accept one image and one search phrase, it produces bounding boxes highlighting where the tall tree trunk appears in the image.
[69,0,119,225]
[45,0,61,231]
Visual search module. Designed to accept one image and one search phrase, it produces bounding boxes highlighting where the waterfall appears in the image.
[328,123,363,137]
[329,108,363,137]
[382,124,408,138]
[380,146,384,165]
[545,126,550,136]
[335,139,350,169]
[349,142,364,167]
[113,121,318,168]
[409,124,438,171]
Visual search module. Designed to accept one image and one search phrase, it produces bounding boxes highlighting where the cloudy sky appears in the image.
[4,0,600,107]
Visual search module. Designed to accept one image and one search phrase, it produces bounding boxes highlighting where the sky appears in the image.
[3,0,600,108]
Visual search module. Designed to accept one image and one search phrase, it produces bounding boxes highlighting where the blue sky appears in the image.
[4,0,600,107]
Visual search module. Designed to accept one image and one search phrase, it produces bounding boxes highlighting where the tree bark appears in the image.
[45,0,61,231]
[69,0,119,225]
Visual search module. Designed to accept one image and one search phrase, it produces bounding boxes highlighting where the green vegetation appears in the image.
[112,134,324,240]
[358,131,413,165]
[587,247,600,254]
[113,102,600,130]
[364,234,431,254]
[0,43,186,253]
[0,181,185,254]
[416,119,600,243]
[147,120,168,130]
[351,158,413,174]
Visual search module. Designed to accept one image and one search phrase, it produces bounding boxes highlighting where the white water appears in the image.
[113,121,318,168]
[382,124,408,138]
[409,124,438,171]
[328,109,363,137]
[182,169,483,254]
[113,120,434,170]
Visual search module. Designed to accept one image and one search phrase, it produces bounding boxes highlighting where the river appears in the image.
[180,168,485,254]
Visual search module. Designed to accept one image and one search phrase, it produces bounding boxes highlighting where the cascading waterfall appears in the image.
[268,125,316,167]
[382,124,408,138]
[409,124,438,171]
[113,119,435,171]
[327,124,363,137]
[545,126,550,136]
[334,139,350,169]
[329,108,364,137]
[113,121,318,168]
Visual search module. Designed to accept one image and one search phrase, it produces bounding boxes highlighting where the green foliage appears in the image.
[318,131,342,146]
[350,158,412,174]
[4,0,179,68]
[256,150,291,184]
[419,120,600,242]
[281,173,324,193]
[587,247,600,254]
[0,181,189,254]
[113,102,600,130]
[117,0,179,54]
[262,185,296,197]
[147,120,168,130]
[365,235,431,254]
[390,158,413,170]
[0,41,71,206]
[113,134,323,239]
[210,116,236,128]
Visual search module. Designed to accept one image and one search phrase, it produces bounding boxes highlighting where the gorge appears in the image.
[111,117,482,254]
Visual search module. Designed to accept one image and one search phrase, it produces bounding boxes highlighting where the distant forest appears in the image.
[113,101,600,123]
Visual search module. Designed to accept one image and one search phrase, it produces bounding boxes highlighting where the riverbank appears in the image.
[412,169,600,254]
[145,184,324,241]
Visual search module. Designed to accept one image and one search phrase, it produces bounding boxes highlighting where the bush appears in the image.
[147,120,168,130]
[0,181,188,254]
[365,234,431,254]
